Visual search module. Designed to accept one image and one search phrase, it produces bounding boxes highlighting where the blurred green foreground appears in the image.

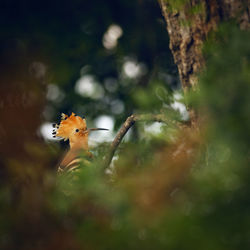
[0,1,250,249]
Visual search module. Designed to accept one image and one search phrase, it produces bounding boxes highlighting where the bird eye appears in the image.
[75,129,79,132]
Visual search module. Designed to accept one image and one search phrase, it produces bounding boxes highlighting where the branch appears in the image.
[103,113,169,169]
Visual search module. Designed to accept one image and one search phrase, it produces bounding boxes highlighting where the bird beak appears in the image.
[88,128,109,132]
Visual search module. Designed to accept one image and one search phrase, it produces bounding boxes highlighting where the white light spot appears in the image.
[122,59,147,79]
[39,123,60,141]
[75,75,104,99]
[89,116,115,145]
[171,101,189,120]
[103,24,123,50]
[144,122,163,135]
[95,115,114,131]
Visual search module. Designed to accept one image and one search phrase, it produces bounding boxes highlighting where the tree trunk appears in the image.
[158,0,250,92]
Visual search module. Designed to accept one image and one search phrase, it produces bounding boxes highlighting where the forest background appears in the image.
[0,0,250,249]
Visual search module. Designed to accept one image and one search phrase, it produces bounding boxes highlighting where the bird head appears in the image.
[52,112,108,149]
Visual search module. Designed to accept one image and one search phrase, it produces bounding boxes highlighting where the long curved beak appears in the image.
[87,128,109,132]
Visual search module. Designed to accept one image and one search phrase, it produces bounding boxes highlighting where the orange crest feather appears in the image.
[56,112,87,140]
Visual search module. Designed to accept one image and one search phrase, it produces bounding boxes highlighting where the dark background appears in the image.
[0,0,178,128]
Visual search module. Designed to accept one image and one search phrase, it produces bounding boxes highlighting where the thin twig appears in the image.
[103,113,169,169]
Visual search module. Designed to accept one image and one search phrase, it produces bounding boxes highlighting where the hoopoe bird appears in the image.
[53,112,108,173]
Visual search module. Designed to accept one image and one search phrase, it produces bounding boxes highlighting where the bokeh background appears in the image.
[1,0,250,250]
[1,0,184,144]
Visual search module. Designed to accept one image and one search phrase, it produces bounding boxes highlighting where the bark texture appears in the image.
[158,0,250,91]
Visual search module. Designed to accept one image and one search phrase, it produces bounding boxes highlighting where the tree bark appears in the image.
[158,0,250,92]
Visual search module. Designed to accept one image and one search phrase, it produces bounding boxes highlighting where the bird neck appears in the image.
[69,134,89,151]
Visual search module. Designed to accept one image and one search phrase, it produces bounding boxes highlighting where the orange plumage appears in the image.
[55,112,88,149]
[53,112,108,173]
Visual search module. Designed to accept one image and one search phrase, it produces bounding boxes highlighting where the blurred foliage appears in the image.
[1,0,250,249]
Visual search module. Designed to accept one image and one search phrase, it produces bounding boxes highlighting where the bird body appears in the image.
[53,112,108,173]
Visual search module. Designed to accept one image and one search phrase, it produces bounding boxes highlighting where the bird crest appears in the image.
[52,112,108,173]
[53,112,87,141]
